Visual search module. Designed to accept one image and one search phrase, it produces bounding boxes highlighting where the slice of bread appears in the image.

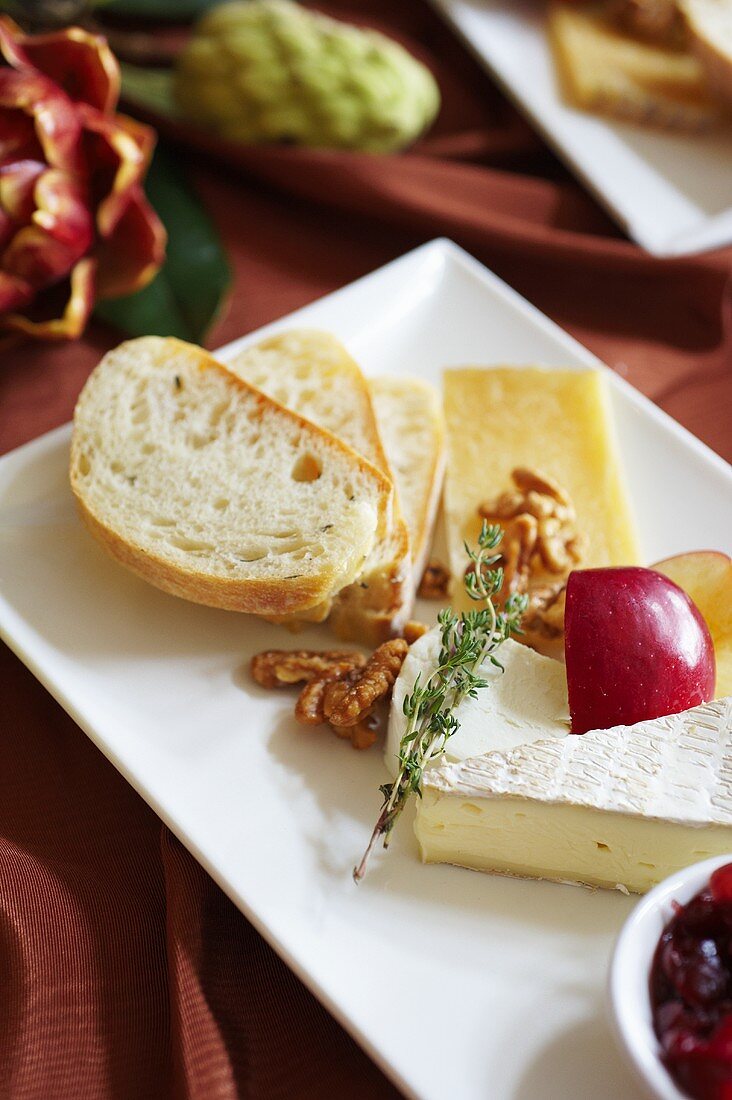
[369,376,446,593]
[70,336,392,616]
[227,330,412,641]
[681,0,732,103]
[549,1,723,130]
[227,329,393,475]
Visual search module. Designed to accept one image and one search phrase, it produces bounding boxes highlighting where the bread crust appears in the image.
[73,493,342,614]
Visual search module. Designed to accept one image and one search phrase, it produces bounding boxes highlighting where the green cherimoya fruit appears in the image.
[174,0,440,152]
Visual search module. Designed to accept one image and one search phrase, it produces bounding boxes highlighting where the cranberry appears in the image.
[711,868,732,904]
[651,864,732,1100]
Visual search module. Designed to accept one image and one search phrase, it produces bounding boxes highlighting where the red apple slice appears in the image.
[652,551,732,699]
[565,567,716,735]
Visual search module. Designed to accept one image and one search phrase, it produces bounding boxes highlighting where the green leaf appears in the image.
[120,64,179,120]
[95,145,231,344]
[98,0,220,18]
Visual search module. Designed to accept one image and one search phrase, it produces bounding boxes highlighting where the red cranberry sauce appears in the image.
[651,864,732,1100]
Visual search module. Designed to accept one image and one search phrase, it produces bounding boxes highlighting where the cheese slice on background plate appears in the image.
[386,629,569,776]
[416,696,732,895]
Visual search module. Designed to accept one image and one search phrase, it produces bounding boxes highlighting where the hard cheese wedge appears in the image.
[385,631,569,775]
[416,696,732,894]
[442,367,640,613]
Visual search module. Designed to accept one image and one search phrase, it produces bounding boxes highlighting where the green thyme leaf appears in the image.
[353,522,526,882]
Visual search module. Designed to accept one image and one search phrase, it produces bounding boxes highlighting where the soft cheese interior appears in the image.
[385,630,569,776]
[415,697,732,894]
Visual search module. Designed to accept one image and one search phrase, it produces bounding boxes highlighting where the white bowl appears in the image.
[608,854,732,1100]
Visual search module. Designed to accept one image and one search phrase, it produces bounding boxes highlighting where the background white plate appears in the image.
[1,240,730,1100]
[430,0,732,256]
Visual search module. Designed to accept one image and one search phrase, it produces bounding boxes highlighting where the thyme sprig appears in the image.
[353,522,527,883]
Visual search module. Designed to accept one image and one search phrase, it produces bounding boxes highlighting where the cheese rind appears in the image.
[385,630,569,776]
[416,697,732,893]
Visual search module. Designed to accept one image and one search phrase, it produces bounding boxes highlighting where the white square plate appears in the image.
[430,0,732,256]
[1,240,730,1100]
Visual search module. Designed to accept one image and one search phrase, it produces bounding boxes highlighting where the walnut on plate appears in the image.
[251,639,408,750]
[417,560,450,600]
[403,620,429,644]
[294,666,359,725]
[323,639,408,728]
[251,649,365,689]
[522,581,567,640]
[331,715,383,751]
[476,467,586,646]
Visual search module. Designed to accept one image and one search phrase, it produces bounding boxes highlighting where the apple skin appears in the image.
[565,567,716,735]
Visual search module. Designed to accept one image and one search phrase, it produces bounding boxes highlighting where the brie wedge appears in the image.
[416,696,732,894]
[385,630,569,776]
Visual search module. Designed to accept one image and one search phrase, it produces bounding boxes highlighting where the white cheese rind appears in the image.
[416,697,732,894]
[386,631,569,776]
[425,697,732,825]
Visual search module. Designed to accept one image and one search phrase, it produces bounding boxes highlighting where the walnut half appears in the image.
[251,649,365,689]
[323,639,409,728]
[476,466,586,644]
[251,641,408,751]
[522,581,567,640]
[417,560,450,600]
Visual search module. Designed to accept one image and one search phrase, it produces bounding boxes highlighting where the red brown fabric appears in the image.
[0,2,730,1098]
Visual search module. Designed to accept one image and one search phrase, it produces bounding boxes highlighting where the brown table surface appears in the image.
[1,2,731,1098]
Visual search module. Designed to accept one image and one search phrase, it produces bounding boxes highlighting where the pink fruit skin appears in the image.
[565,567,716,735]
